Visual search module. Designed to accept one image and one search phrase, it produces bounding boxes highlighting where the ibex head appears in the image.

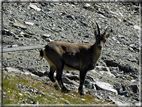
[94,22,110,50]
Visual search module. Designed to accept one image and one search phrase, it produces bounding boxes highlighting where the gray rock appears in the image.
[42,34,51,38]
[65,100,70,104]
[37,70,47,76]
[66,15,75,20]
[95,81,118,95]
[64,73,79,81]
[81,98,86,101]
[13,22,27,29]
[6,67,21,73]
[12,44,18,48]
[84,80,93,89]
[18,93,22,96]
[133,25,140,30]
[33,101,38,104]
[82,40,89,43]
[108,96,123,105]
[49,3,55,7]
[127,85,139,94]
[83,3,91,8]
[25,21,34,26]
[46,38,52,42]
[29,3,41,11]
[62,76,79,86]
[2,29,15,36]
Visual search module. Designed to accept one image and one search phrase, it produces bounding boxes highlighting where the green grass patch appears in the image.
[3,72,110,105]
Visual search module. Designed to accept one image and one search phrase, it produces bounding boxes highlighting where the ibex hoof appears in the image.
[79,90,85,95]
[61,87,70,93]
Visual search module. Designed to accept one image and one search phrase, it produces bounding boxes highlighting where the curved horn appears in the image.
[96,22,100,35]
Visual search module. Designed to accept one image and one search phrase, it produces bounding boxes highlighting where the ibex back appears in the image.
[40,22,110,95]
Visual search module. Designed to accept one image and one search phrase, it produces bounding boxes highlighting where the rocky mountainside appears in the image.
[2,2,140,106]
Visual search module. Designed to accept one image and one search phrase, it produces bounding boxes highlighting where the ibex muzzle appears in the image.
[40,22,110,95]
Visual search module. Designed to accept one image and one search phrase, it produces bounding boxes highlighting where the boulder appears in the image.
[6,67,21,73]
[95,81,118,95]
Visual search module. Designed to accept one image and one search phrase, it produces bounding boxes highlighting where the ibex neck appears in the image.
[92,43,102,61]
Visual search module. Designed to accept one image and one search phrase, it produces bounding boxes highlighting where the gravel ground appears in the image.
[2,2,141,106]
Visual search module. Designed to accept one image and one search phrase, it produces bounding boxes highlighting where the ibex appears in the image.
[40,22,109,95]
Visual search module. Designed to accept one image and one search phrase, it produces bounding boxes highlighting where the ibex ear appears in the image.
[105,33,110,38]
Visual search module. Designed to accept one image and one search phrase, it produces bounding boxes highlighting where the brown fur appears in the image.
[40,23,110,95]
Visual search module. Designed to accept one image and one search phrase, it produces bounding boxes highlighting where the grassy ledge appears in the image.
[3,72,111,105]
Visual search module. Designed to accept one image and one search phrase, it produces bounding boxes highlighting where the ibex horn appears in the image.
[96,22,100,35]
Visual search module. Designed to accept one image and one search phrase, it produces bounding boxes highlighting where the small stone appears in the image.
[2,29,14,36]
[19,32,25,37]
[109,96,123,105]
[12,45,18,48]
[135,102,141,106]
[33,101,38,104]
[65,100,70,104]
[83,40,89,43]
[33,88,38,93]
[130,80,136,83]
[81,98,86,101]
[46,38,52,42]
[19,93,23,96]
[84,80,92,89]
[24,33,32,38]
[25,21,34,26]
[13,22,27,29]
[49,3,55,7]
[14,34,20,39]
[130,44,135,47]
[29,3,41,11]
[128,85,139,94]
[66,74,79,80]
[42,34,51,38]
[78,33,81,36]
[84,3,91,8]
[66,15,75,20]
[39,92,45,96]
[3,8,10,13]
[37,70,47,76]
[85,35,89,38]
[6,67,21,73]
[62,76,79,85]
[95,81,118,95]
[30,101,33,104]
[3,92,6,95]
[128,47,134,51]
[134,25,140,30]
[71,93,75,97]
[112,37,116,41]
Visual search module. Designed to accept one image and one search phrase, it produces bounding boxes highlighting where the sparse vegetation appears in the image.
[3,72,110,105]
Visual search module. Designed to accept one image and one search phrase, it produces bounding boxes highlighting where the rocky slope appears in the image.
[2,2,140,106]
